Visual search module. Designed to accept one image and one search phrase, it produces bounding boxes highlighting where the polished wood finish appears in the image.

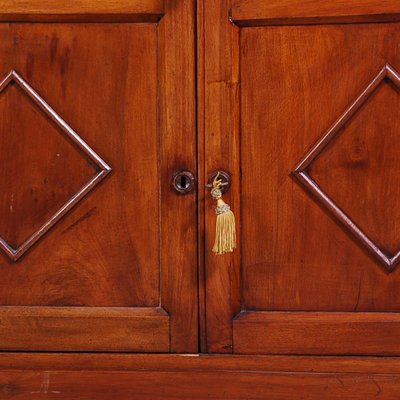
[0,0,197,353]
[3,370,400,399]
[238,23,400,354]
[3,0,400,397]
[234,312,400,355]
[0,70,111,261]
[0,307,168,352]
[2,354,400,399]
[232,0,400,26]
[0,0,164,22]
[0,24,160,305]
[200,0,241,353]
[197,0,207,353]
[240,24,400,310]
[203,1,400,356]
[294,64,400,271]
[4,353,400,374]
[158,0,198,353]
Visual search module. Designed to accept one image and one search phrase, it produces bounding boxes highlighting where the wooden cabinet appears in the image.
[2,0,400,398]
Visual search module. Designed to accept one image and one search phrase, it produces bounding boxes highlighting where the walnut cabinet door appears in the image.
[201,0,400,354]
[0,0,198,353]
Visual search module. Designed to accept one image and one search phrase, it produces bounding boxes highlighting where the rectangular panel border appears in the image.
[0,306,169,352]
[0,0,164,22]
[234,311,400,355]
[231,0,400,26]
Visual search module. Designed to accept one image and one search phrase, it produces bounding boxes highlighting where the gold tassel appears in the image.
[211,173,236,255]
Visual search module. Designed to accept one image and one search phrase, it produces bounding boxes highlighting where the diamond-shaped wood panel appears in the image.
[293,64,400,272]
[0,70,111,261]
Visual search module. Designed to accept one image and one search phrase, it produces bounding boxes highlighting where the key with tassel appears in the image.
[209,171,236,255]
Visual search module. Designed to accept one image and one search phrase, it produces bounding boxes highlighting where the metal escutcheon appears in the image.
[172,170,196,194]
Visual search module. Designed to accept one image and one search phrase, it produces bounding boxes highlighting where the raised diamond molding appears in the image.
[293,64,400,273]
[0,70,111,261]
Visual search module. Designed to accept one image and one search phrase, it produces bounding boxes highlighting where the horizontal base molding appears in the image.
[234,311,400,355]
[2,353,400,373]
[1,354,400,399]
[0,306,169,352]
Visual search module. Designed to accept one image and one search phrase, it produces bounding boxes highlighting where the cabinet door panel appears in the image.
[202,0,400,354]
[0,1,197,353]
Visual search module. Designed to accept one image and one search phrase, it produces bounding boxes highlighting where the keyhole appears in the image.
[172,171,195,194]
[178,175,189,190]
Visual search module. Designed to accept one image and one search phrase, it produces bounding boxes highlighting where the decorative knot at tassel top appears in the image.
[210,172,236,255]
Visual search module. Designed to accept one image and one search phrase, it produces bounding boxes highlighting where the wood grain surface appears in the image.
[158,0,198,353]
[0,0,197,353]
[234,312,400,355]
[0,307,169,352]
[203,0,400,357]
[200,0,241,353]
[0,0,164,22]
[1,354,400,399]
[232,0,400,26]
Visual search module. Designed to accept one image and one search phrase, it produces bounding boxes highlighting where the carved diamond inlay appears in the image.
[0,70,111,261]
[293,64,400,272]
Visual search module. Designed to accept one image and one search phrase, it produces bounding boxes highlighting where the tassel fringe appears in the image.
[210,172,236,255]
[213,208,236,255]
